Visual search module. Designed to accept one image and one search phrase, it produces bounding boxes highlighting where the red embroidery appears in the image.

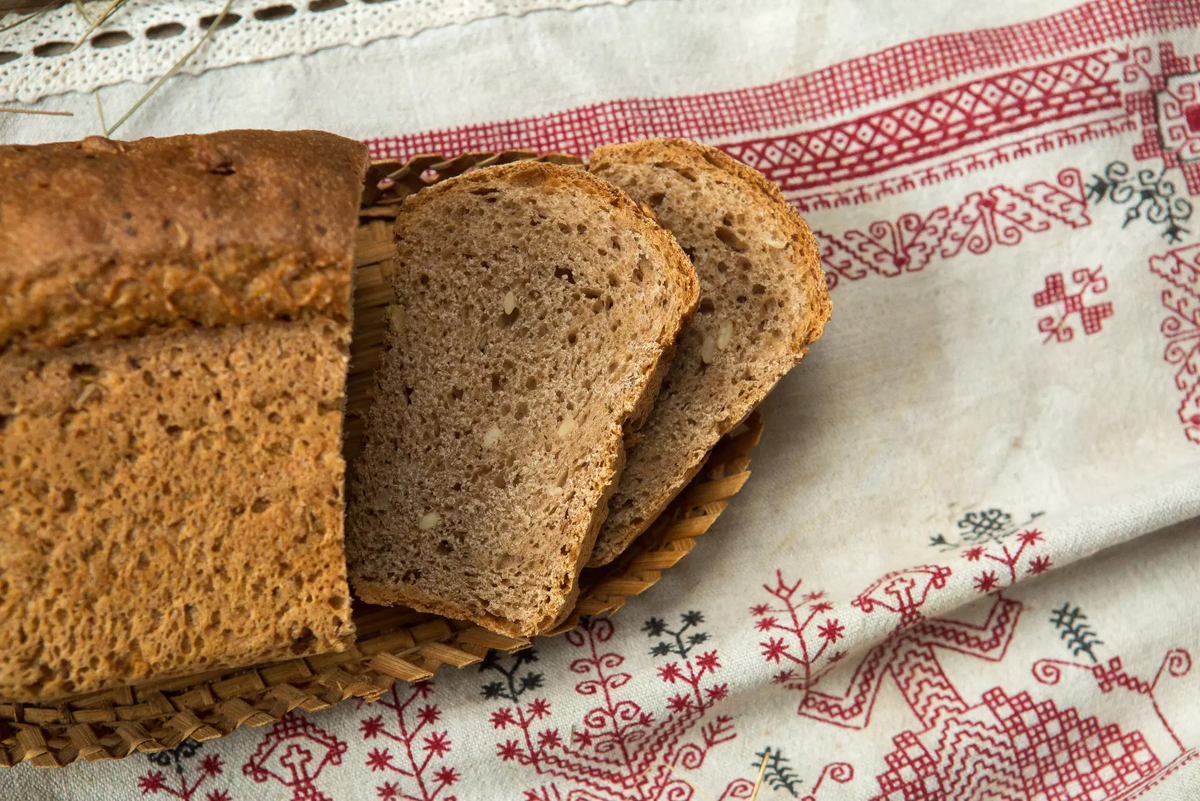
[137,751,230,801]
[722,53,1118,196]
[1034,650,1194,753]
[1125,43,1200,195]
[364,0,1200,164]
[816,169,1090,290]
[795,113,1135,210]
[1034,267,1113,343]
[1149,243,1200,443]
[962,529,1051,591]
[750,533,1195,800]
[489,616,735,801]
[242,714,347,801]
[360,682,460,801]
[873,688,1165,801]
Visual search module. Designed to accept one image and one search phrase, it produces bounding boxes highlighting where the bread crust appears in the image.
[0,130,368,354]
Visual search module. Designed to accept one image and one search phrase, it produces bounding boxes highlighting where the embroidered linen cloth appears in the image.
[3,0,1200,798]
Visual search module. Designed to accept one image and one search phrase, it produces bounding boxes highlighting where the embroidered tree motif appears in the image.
[643,610,709,658]
[752,564,1016,730]
[751,535,1189,799]
[751,571,846,692]
[1034,267,1113,343]
[490,615,735,800]
[243,714,346,801]
[961,527,1051,593]
[138,745,230,801]
[1085,161,1192,242]
[928,507,1044,550]
[1049,602,1105,663]
[360,681,460,801]
[714,748,853,801]
[480,648,544,702]
[750,747,802,797]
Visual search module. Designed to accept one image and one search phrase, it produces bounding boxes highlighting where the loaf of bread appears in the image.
[587,139,831,565]
[346,161,698,637]
[0,131,368,699]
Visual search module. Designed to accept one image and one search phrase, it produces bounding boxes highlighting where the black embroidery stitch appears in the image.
[1086,161,1193,243]
[751,746,802,797]
[929,508,1044,550]
[146,740,203,773]
[1049,602,1104,663]
[479,647,544,702]
[644,610,709,658]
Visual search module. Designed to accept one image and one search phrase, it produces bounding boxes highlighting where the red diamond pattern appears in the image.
[721,53,1119,193]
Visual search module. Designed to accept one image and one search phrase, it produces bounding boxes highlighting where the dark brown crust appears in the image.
[586,139,831,565]
[349,160,698,636]
[0,130,369,353]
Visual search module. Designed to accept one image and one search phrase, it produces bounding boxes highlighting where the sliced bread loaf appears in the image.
[586,139,831,566]
[0,131,367,699]
[345,161,698,637]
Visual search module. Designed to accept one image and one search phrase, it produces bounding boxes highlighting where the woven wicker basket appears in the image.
[0,151,763,769]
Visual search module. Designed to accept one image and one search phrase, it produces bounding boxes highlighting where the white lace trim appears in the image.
[0,0,631,105]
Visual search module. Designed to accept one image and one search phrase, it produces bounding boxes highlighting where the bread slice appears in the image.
[586,139,831,566]
[0,130,367,699]
[345,161,698,637]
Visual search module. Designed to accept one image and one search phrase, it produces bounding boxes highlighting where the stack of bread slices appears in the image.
[0,132,829,701]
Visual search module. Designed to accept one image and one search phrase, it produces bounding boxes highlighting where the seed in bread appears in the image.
[0,130,367,699]
[345,161,698,637]
[586,139,831,566]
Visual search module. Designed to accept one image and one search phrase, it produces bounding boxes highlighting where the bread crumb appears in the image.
[483,425,502,448]
[557,416,577,437]
[717,320,734,351]
[418,512,441,530]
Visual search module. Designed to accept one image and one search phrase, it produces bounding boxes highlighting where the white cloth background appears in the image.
[2,1,1199,799]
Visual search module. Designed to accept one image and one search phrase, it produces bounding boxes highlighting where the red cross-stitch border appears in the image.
[364,0,1200,163]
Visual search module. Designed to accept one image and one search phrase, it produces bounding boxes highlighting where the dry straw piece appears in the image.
[0,151,763,768]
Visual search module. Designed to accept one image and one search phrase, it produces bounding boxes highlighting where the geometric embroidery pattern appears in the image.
[721,54,1118,196]
[1127,43,1200,196]
[871,688,1163,801]
[1149,242,1200,444]
[1034,267,1113,343]
[243,714,347,801]
[364,3,1200,165]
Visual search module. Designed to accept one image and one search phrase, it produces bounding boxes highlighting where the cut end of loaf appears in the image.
[346,160,696,637]
[0,319,356,700]
[0,130,367,700]
[586,138,831,567]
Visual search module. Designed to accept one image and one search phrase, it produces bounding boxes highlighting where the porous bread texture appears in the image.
[346,161,698,637]
[0,130,365,354]
[586,139,831,566]
[0,130,367,700]
[0,321,353,699]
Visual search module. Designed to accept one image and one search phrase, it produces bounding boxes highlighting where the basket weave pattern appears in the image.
[0,152,762,769]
